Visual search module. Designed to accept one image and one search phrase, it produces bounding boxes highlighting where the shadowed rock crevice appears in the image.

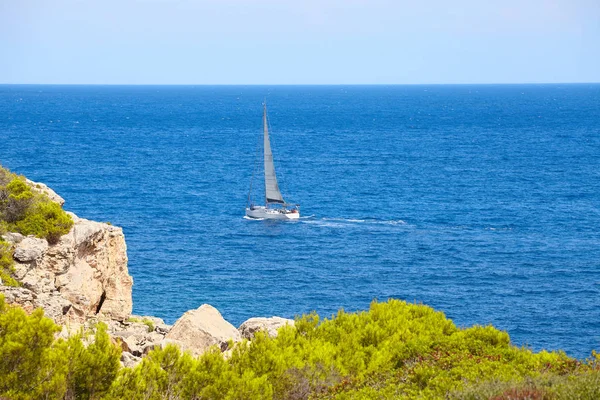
[96,290,106,314]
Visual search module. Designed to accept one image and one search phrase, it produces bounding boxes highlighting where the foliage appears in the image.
[450,369,600,400]
[127,317,155,333]
[143,318,155,333]
[0,239,18,286]
[107,299,595,399]
[15,201,74,244]
[127,317,154,332]
[1,292,599,399]
[0,295,121,400]
[0,164,73,245]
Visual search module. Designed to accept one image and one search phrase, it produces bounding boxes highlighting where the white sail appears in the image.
[263,104,285,204]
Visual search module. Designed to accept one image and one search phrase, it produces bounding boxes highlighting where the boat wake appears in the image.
[323,217,406,225]
[243,216,265,221]
[300,217,407,228]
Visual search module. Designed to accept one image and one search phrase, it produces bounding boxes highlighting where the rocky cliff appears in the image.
[2,213,133,324]
[0,178,293,367]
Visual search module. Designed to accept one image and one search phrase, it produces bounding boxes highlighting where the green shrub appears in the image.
[0,294,121,400]
[15,200,73,244]
[142,318,155,333]
[1,291,599,399]
[0,165,73,244]
[127,317,156,333]
[450,370,600,400]
[107,299,593,399]
[0,239,18,287]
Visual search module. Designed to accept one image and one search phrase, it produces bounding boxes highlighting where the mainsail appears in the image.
[263,104,285,204]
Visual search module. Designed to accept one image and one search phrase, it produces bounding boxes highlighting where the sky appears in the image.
[1,0,599,84]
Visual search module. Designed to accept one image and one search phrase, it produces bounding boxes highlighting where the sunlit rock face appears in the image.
[165,304,242,357]
[2,212,133,324]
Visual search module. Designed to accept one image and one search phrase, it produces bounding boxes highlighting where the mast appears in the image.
[263,103,285,205]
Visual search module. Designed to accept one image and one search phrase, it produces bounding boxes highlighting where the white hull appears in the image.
[245,206,300,220]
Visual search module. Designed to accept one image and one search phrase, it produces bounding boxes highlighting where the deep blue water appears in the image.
[1,84,599,358]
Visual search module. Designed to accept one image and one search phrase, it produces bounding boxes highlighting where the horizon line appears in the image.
[1,82,599,86]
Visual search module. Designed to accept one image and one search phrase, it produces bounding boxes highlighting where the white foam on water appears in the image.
[243,216,264,221]
[300,217,408,229]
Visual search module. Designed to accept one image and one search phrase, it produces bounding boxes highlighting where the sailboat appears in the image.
[245,103,300,220]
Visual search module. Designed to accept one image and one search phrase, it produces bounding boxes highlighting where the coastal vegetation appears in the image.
[1,294,599,399]
[0,165,73,286]
[127,316,155,333]
[0,166,73,243]
[0,239,18,286]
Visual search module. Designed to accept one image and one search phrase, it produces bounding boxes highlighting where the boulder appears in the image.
[13,237,49,262]
[2,232,24,244]
[239,316,295,339]
[165,304,241,357]
[121,335,143,357]
[121,352,142,368]
[155,323,171,335]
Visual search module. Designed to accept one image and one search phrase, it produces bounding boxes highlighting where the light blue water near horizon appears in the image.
[1,84,599,359]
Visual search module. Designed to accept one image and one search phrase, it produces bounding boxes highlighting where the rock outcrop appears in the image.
[1,177,299,368]
[106,316,172,361]
[239,316,295,339]
[165,304,241,357]
[26,178,65,206]
[13,236,48,262]
[2,213,133,324]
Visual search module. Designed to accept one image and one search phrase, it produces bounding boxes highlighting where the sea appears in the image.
[1,84,599,359]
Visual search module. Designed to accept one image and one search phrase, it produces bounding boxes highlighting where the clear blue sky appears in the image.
[1,0,599,84]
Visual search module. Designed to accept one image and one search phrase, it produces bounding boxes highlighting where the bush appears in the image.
[107,299,594,399]
[1,292,599,399]
[0,165,73,245]
[0,294,121,400]
[142,318,155,333]
[450,370,600,400]
[15,201,73,244]
[0,238,19,286]
[0,239,18,287]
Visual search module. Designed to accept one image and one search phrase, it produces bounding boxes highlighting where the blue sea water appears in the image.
[1,84,599,358]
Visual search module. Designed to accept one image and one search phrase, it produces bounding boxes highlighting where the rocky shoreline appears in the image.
[0,180,293,368]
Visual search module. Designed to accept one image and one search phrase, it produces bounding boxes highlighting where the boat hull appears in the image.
[245,206,300,220]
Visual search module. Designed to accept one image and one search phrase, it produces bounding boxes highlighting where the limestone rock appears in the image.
[155,323,171,335]
[34,292,75,322]
[165,304,241,357]
[121,335,144,357]
[121,352,142,368]
[0,285,75,324]
[13,237,49,262]
[2,232,24,244]
[139,315,166,326]
[26,179,65,206]
[239,316,295,339]
[1,213,133,324]
[44,215,132,321]
[0,286,35,306]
